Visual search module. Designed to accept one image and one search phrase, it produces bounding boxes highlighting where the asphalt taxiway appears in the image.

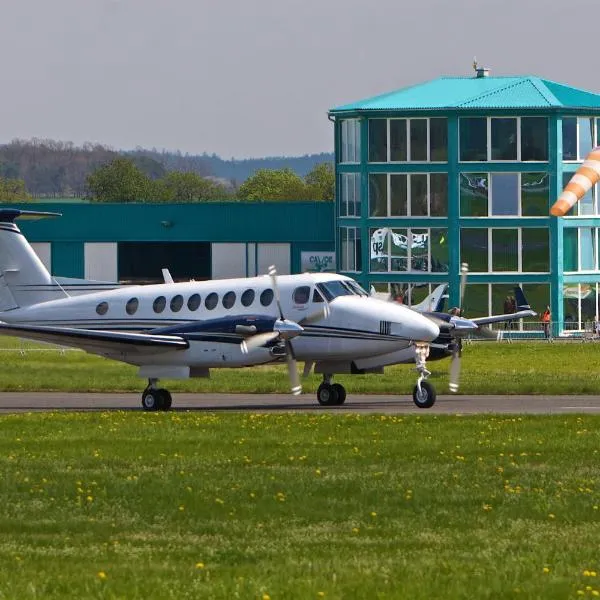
[0,392,599,414]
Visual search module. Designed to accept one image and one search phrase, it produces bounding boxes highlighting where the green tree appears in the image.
[87,158,151,202]
[305,162,334,201]
[0,177,31,202]
[161,172,232,202]
[237,168,310,201]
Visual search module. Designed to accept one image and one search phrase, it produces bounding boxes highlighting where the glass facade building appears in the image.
[330,74,600,332]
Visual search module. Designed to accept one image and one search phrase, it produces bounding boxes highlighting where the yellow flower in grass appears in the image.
[542,567,550,573]
[97,571,107,580]
[195,562,204,569]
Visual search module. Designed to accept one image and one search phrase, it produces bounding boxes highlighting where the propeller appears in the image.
[449,262,470,393]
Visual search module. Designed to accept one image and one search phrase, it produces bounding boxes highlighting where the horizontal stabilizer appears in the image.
[0,209,61,223]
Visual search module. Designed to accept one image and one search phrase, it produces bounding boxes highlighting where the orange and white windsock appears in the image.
[551,146,600,216]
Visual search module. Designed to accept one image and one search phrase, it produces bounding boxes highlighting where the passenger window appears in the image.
[312,289,324,303]
[153,296,166,313]
[187,293,201,311]
[223,291,236,309]
[96,301,109,315]
[293,286,310,304]
[205,292,218,310]
[241,289,255,307]
[260,289,274,307]
[170,295,184,312]
[126,297,139,315]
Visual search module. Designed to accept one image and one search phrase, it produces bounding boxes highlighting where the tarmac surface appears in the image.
[0,392,600,414]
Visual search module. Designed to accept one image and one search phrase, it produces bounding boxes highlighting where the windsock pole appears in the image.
[550,146,600,216]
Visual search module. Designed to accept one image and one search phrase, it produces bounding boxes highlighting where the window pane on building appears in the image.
[563,284,580,330]
[460,117,487,161]
[491,173,519,216]
[430,118,448,161]
[410,119,427,161]
[370,228,388,272]
[461,284,489,318]
[491,118,517,160]
[340,120,359,163]
[460,173,488,216]
[340,173,361,217]
[521,117,548,161]
[563,227,578,271]
[410,229,429,271]
[580,282,598,325]
[492,229,518,271]
[492,284,519,317]
[390,228,408,271]
[410,174,428,216]
[390,174,408,216]
[369,119,387,162]
[521,284,549,324]
[430,229,449,272]
[580,227,596,270]
[430,173,448,216]
[390,119,407,162]
[369,174,387,216]
[562,117,577,160]
[562,172,578,216]
[521,228,549,272]
[461,229,488,272]
[521,173,549,216]
[579,118,594,160]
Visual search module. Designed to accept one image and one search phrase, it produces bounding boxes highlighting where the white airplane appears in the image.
[0,209,447,410]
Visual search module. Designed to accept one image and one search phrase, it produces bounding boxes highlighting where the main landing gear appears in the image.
[316,374,347,406]
[412,343,436,408]
[141,378,172,411]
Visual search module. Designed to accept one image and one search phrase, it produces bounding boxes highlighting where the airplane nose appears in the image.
[417,314,440,342]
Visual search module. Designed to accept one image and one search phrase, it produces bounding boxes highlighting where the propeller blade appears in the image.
[268,265,285,321]
[459,262,468,311]
[449,349,461,393]
[474,325,501,341]
[240,331,279,354]
[299,304,330,326]
[285,340,302,395]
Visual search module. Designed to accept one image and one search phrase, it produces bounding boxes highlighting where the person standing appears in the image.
[541,305,552,341]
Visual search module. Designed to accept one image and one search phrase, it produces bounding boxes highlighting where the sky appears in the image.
[1,0,598,158]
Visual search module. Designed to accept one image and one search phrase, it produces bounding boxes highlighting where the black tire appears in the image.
[331,383,346,405]
[412,381,436,409]
[142,390,159,411]
[317,383,339,406]
[159,389,172,411]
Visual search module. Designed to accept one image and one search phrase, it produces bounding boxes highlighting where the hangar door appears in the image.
[118,242,211,283]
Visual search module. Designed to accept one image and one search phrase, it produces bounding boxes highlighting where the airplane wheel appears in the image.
[331,383,346,405]
[159,389,172,411]
[412,381,436,409]
[142,390,160,411]
[317,383,339,406]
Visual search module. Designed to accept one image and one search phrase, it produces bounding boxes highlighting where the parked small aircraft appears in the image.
[0,209,449,409]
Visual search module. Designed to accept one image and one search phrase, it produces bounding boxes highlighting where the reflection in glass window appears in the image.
[126,297,139,315]
[222,291,236,309]
[461,284,489,318]
[521,173,549,216]
[170,295,184,312]
[390,228,408,272]
[563,228,578,271]
[430,174,447,217]
[522,284,550,320]
[580,228,596,270]
[579,118,594,160]
[460,173,488,216]
[491,173,519,216]
[368,119,387,162]
[491,118,517,160]
[461,229,488,272]
[153,296,166,313]
[260,289,274,306]
[492,229,518,271]
[96,301,109,315]
[410,229,429,271]
[390,119,407,161]
[430,229,449,273]
[430,118,448,161]
[340,173,361,217]
[369,174,387,216]
[460,117,487,161]
[187,294,201,311]
[370,227,389,272]
[521,117,548,161]
[522,228,549,272]
[390,175,407,216]
[340,119,360,163]
[293,286,310,304]
[340,227,361,272]
[410,174,428,216]
[205,292,218,310]
[563,118,577,160]
[241,289,255,307]
[410,119,427,161]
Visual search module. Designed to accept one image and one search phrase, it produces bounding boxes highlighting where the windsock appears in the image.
[551,146,600,216]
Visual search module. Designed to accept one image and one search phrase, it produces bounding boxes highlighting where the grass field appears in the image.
[1,339,600,395]
[1,412,600,599]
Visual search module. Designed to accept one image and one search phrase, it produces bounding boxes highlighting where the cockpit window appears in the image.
[316,280,355,302]
[312,289,324,303]
[344,280,369,297]
[293,286,310,305]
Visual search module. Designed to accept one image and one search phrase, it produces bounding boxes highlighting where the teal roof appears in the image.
[330,76,600,113]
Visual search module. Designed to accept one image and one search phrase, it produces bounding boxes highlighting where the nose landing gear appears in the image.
[412,343,436,408]
[141,378,173,411]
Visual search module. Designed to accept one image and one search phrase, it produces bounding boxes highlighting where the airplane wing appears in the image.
[0,323,189,356]
[471,309,537,326]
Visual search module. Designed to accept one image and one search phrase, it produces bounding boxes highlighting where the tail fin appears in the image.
[412,284,448,312]
[513,286,531,311]
[0,209,67,309]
